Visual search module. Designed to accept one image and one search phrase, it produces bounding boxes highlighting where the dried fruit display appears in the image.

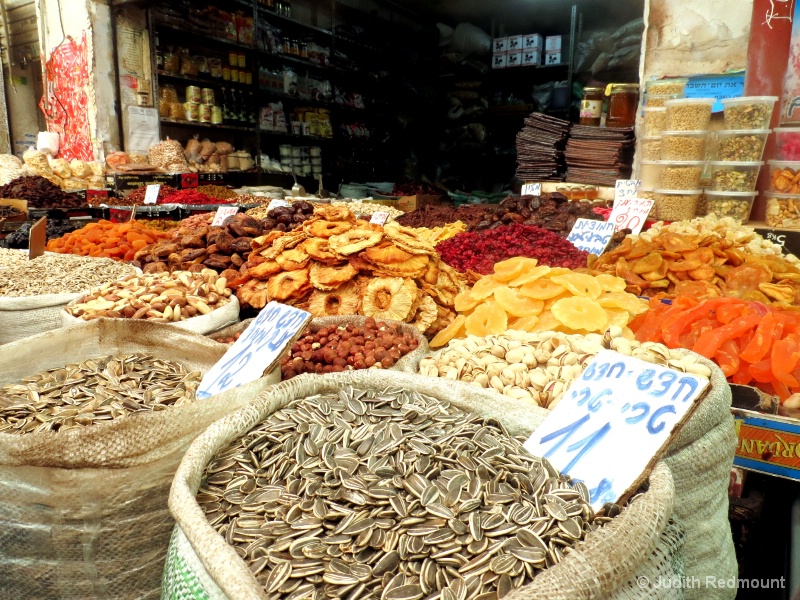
[131,212,268,276]
[591,231,800,302]
[120,185,179,206]
[412,221,466,244]
[769,162,800,193]
[0,219,82,249]
[280,318,418,378]
[46,220,170,261]
[0,175,84,209]
[436,224,589,275]
[632,295,800,402]
[249,200,314,232]
[160,188,233,205]
[233,205,466,335]
[430,258,647,348]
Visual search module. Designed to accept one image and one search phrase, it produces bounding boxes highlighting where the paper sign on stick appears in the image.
[614,179,641,201]
[566,218,616,255]
[521,182,541,196]
[370,211,390,225]
[524,349,709,510]
[143,185,160,205]
[197,302,311,399]
[608,198,654,235]
[212,206,239,226]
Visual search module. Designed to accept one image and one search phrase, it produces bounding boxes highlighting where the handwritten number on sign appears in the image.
[647,405,677,434]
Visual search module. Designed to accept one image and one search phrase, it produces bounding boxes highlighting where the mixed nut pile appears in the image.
[0,353,201,435]
[199,386,607,598]
[0,250,137,297]
[280,319,419,379]
[65,269,232,322]
[420,328,710,409]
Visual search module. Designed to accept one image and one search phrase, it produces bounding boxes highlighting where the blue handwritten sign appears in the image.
[566,218,616,255]
[684,73,745,112]
[524,349,710,511]
[197,302,311,399]
[614,179,641,201]
[522,183,542,196]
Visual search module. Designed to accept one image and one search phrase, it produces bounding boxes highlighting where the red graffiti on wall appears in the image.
[39,33,93,161]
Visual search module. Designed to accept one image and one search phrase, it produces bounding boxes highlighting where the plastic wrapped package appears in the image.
[0,320,280,600]
[0,154,25,186]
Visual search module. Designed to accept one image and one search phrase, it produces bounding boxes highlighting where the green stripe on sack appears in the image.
[163,530,212,600]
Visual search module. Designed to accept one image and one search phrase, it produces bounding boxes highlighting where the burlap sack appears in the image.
[0,320,279,600]
[166,371,678,600]
[0,290,83,345]
[61,295,240,335]
[208,315,429,374]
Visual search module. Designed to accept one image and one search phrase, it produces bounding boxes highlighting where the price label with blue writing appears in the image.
[196,302,311,399]
[521,183,541,196]
[524,349,710,511]
[566,218,616,255]
[614,179,641,201]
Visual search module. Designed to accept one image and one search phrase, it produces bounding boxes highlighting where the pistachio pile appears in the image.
[65,269,232,322]
[419,328,711,409]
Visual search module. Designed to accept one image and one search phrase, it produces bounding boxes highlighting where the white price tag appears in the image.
[521,182,541,196]
[524,350,709,510]
[370,211,390,225]
[608,197,654,235]
[197,302,311,399]
[614,179,641,201]
[266,199,290,211]
[211,206,239,227]
[143,185,160,205]
[566,219,616,255]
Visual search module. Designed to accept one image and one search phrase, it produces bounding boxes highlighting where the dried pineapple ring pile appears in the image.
[430,257,648,348]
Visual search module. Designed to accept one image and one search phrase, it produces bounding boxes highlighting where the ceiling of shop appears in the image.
[403,0,644,36]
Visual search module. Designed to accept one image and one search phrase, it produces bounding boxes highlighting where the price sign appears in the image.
[211,206,239,226]
[197,302,311,399]
[525,350,709,510]
[143,185,160,205]
[566,218,616,255]
[28,216,47,260]
[266,199,290,211]
[521,182,541,196]
[608,197,654,235]
[370,211,390,225]
[614,179,641,201]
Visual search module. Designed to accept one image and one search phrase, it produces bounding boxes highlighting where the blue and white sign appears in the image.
[522,182,541,196]
[566,218,616,255]
[524,349,710,510]
[614,179,641,202]
[197,302,311,399]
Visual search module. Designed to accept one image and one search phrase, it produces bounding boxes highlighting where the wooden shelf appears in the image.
[160,118,257,132]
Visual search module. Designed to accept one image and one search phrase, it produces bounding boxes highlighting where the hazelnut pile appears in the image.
[213,331,243,344]
[280,318,419,379]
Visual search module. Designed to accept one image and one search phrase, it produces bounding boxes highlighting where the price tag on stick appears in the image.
[197,301,311,399]
[521,182,541,196]
[370,211,389,225]
[524,349,710,511]
[609,198,654,235]
[28,216,47,260]
[143,185,160,205]
[211,206,239,226]
[566,218,616,255]
[614,179,641,201]
[266,199,290,211]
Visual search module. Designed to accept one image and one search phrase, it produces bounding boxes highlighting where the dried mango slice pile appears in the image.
[631,295,800,402]
[430,257,648,348]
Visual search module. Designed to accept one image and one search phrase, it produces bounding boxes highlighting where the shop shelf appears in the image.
[256,7,332,37]
[154,21,254,53]
[160,118,257,132]
[157,71,252,91]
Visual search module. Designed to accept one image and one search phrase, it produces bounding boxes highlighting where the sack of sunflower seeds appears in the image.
[165,371,683,600]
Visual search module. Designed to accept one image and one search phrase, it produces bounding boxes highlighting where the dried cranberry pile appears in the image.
[435,223,589,274]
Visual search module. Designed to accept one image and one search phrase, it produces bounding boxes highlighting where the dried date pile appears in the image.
[0,175,84,209]
[280,318,419,379]
[396,194,603,236]
[257,201,315,232]
[0,219,81,249]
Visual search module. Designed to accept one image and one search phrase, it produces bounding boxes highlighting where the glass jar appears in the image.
[290,39,300,56]
[300,42,309,59]
[579,87,604,126]
[607,83,639,128]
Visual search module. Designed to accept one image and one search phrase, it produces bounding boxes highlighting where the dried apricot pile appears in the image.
[631,295,800,402]
[592,231,800,303]
[430,257,648,348]
[46,220,170,261]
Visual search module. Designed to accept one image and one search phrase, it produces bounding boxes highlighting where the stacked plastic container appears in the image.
[766,126,800,227]
[706,96,775,222]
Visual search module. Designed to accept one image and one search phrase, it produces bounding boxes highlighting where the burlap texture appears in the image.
[168,371,676,600]
[208,315,429,374]
[0,290,82,345]
[61,295,240,336]
[0,320,279,599]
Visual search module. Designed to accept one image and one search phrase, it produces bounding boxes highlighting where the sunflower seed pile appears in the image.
[0,353,202,435]
[199,386,604,600]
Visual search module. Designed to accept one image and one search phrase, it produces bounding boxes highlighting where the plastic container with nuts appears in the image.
[660,130,709,161]
[637,187,655,200]
[640,160,660,189]
[709,161,763,192]
[721,96,777,130]
[774,127,800,160]
[704,190,757,222]
[664,97,715,131]
[653,189,701,221]
[644,78,689,96]
[714,129,770,161]
[768,160,800,193]
[765,192,800,228]
[645,93,682,108]
[656,160,704,190]
[642,107,667,136]
[641,136,662,161]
